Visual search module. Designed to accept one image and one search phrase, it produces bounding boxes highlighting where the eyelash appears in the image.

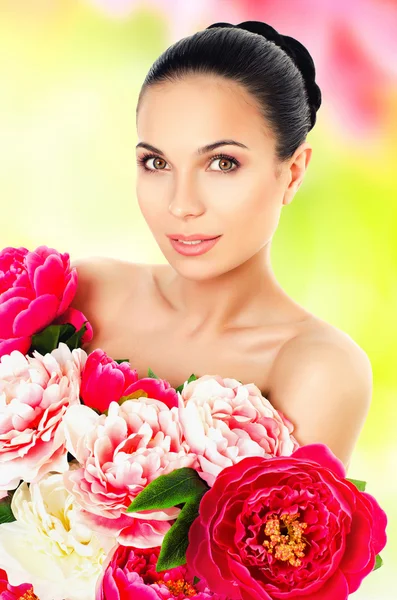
[136,152,241,175]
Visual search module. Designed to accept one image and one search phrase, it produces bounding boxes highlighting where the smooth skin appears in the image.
[71,74,372,472]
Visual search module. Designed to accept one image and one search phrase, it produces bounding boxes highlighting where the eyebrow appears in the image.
[135,139,250,156]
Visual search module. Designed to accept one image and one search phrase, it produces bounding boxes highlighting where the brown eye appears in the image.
[137,154,169,171]
[219,158,233,171]
[208,154,240,173]
[152,157,166,170]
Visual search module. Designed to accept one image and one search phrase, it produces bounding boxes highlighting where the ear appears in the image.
[282,142,312,206]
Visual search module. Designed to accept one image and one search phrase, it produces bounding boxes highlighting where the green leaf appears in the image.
[58,323,77,340]
[119,391,149,404]
[127,468,209,572]
[30,322,88,354]
[156,499,200,571]
[147,367,159,379]
[175,373,198,394]
[65,322,87,350]
[193,576,200,585]
[31,324,62,354]
[114,358,130,364]
[373,553,383,571]
[127,468,208,513]
[0,497,16,524]
[346,478,367,492]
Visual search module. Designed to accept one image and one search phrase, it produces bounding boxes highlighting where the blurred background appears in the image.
[0,1,396,597]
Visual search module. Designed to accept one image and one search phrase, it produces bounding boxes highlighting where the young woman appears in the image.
[71,21,372,471]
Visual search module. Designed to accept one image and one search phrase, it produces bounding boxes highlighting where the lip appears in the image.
[166,233,221,241]
[168,235,222,256]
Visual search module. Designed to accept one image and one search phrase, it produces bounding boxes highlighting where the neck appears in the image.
[158,241,285,335]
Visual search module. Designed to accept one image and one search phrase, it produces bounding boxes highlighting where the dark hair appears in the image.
[136,21,322,164]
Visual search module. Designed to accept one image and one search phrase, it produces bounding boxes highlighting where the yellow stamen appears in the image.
[157,578,197,596]
[18,589,39,600]
[263,512,308,567]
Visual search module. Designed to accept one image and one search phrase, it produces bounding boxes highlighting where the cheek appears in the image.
[221,183,282,240]
[136,181,163,228]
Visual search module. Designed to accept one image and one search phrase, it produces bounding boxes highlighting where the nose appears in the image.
[168,172,205,219]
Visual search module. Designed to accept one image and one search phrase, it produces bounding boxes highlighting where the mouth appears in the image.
[168,235,222,256]
[170,236,220,244]
[167,234,221,242]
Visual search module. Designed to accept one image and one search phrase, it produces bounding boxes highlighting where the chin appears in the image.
[165,255,235,281]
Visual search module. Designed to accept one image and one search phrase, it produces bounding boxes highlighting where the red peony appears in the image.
[186,443,387,600]
[0,245,92,358]
[95,543,227,599]
[0,567,37,599]
[80,349,178,413]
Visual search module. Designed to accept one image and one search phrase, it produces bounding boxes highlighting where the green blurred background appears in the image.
[0,1,396,597]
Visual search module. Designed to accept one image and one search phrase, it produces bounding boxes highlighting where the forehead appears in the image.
[136,75,274,152]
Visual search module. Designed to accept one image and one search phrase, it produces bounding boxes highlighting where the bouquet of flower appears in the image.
[0,245,388,600]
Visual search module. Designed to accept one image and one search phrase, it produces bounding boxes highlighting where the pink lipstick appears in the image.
[168,235,222,256]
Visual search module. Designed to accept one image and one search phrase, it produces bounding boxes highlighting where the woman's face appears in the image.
[135,75,306,280]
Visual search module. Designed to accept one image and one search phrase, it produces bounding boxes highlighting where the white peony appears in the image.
[0,472,116,600]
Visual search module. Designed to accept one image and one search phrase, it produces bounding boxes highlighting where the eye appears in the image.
[136,152,241,174]
[136,153,167,173]
[207,153,240,173]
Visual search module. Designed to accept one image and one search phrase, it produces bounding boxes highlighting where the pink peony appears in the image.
[80,349,178,413]
[95,543,227,600]
[63,399,197,547]
[0,568,36,600]
[186,444,388,600]
[0,245,92,358]
[0,342,87,491]
[178,375,299,486]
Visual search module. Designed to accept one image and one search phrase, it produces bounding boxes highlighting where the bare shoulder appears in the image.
[69,256,146,340]
[271,319,373,387]
[268,319,373,469]
[70,255,129,306]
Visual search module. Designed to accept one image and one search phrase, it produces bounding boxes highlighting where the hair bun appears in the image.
[207,20,322,128]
